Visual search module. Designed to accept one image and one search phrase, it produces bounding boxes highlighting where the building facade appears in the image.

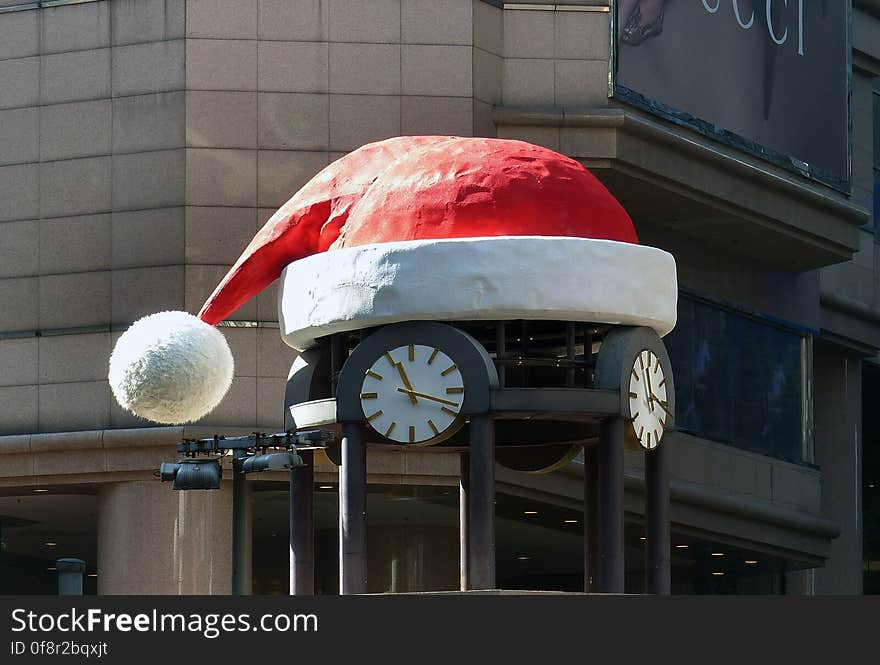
[0,0,877,595]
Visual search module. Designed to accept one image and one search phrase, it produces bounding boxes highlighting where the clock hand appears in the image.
[395,362,418,405]
[650,394,672,419]
[642,366,654,413]
[396,387,460,407]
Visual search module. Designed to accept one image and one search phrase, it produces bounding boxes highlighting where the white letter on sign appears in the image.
[702,0,720,12]
[767,0,788,46]
[732,0,754,29]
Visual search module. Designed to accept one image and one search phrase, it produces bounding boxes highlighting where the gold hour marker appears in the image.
[632,412,640,420]
[446,387,464,394]
[385,352,395,366]
[658,378,666,388]
[638,426,644,440]
[428,348,439,365]
[385,422,396,438]
[647,431,652,447]
[654,430,661,445]
[408,344,415,361]
[366,409,383,422]
[441,406,457,416]
[409,426,415,443]
[632,369,639,381]
[638,354,645,370]
[366,370,383,380]
[428,419,439,435]
[628,391,638,398]
[654,356,660,372]
[360,392,377,399]
[441,364,457,377]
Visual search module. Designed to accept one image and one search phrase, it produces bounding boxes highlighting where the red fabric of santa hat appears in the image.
[109,136,677,425]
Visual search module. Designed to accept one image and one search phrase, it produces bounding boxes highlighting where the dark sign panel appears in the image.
[613,0,850,191]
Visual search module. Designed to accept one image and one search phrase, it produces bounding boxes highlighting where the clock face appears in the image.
[360,344,465,445]
[628,349,669,450]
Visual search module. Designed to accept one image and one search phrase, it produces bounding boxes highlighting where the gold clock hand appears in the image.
[395,362,418,405]
[651,395,672,419]
[396,387,460,407]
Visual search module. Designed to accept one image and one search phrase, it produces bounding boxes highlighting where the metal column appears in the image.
[596,418,625,593]
[290,449,315,595]
[468,415,495,590]
[339,423,367,594]
[459,452,470,591]
[583,444,599,593]
[231,450,249,596]
[645,440,671,594]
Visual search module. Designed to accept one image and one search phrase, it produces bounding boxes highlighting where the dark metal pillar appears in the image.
[596,418,625,593]
[583,444,599,593]
[339,423,367,594]
[459,453,470,591]
[645,440,671,594]
[468,415,495,590]
[290,449,315,595]
[231,450,249,595]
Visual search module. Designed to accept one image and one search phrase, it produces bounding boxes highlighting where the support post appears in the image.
[459,452,470,591]
[645,440,671,594]
[596,418,625,593]
[339,423,367,594]
[584,444,599,593]
[468,415,495,590]
[290,449,315,595]
[231,450,249,596]
[56,558,85,596]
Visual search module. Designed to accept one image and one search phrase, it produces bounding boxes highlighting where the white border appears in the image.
[278,236,678,351]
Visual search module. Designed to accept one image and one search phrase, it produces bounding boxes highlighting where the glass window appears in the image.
[664,294,807,462]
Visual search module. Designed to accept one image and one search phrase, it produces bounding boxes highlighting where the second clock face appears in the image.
[360,344,465,445]
[628,349,669,450]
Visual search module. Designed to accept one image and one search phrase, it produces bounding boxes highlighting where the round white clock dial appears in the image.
[628,349,669,450]
[360,344,465,445]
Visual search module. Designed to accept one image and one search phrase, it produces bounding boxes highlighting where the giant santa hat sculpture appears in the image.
[109,136,677,425]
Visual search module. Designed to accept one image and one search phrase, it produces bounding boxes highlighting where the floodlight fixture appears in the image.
[241,451,304,474]
[159,459,222,490]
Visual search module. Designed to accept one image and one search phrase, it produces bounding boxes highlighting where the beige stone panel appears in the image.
[502,58,555,106]
[186,39,257,91]
[0,107,38,166]
[38,381,111,433]
[402,0,472,45]
[0,57,39,110]
[185,264,255,319]
[257,207,276,225]
[112,207,185,269]
[41,1,110,54]
[327,0,400,43]
[473,0,502,55]
[0,337,37,387]
[259,93,329,151]
[39,214,112,274]
[367,449,406,476]
[205,376,257,427]
[186,0,257,39]
[256,326,294,378]
[112,40,185,97]
[111,266,185,324]
[401,45,472,97]
[255,280,279,323]
[112,91,185,154]
[558,126,616,159]
[103,444,172,473]
[257,41,328,93]
[186,91,257,149]
[108,398,149,429]
[0,277,38,332]
[554,59,609,107]
[473,47,501,104]
[34,448,107,476]
[98,481,233,595]
[0,163,38,222]
[186,148,257,207]
[498,125,561,151]
[554,9,610,60]
[401,96,473,136]
[185,206,256,265]
[329,43,400,95]
[329,94,400,151]
[0,452,34,478]
[503,8,554,59]
[39,99,111,162]
[39,272,110,329]
[258,0,327,41]
[39,156,112,219]
[0,385,37,435]
[0,8,39,60]
[40,49,111,105]
[111,0,173,46]
[38,332,110,384]
[473,99,495,138]
[257,150,329,208]
[256,376,285,428]
[223,325,257,377]
[112,149,185,211]
[0,220,39,278]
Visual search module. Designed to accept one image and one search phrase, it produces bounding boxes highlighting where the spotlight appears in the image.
[160,459,222,490]
[241,451,304,474]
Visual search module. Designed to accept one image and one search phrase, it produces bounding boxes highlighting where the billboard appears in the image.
[613,1,850,191]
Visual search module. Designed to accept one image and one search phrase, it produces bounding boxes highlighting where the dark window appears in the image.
[664,294,807,462]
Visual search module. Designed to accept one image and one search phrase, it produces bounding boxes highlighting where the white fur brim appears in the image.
[278,236,678,351]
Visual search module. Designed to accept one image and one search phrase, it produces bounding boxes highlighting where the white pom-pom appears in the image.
[109,311,234,424]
